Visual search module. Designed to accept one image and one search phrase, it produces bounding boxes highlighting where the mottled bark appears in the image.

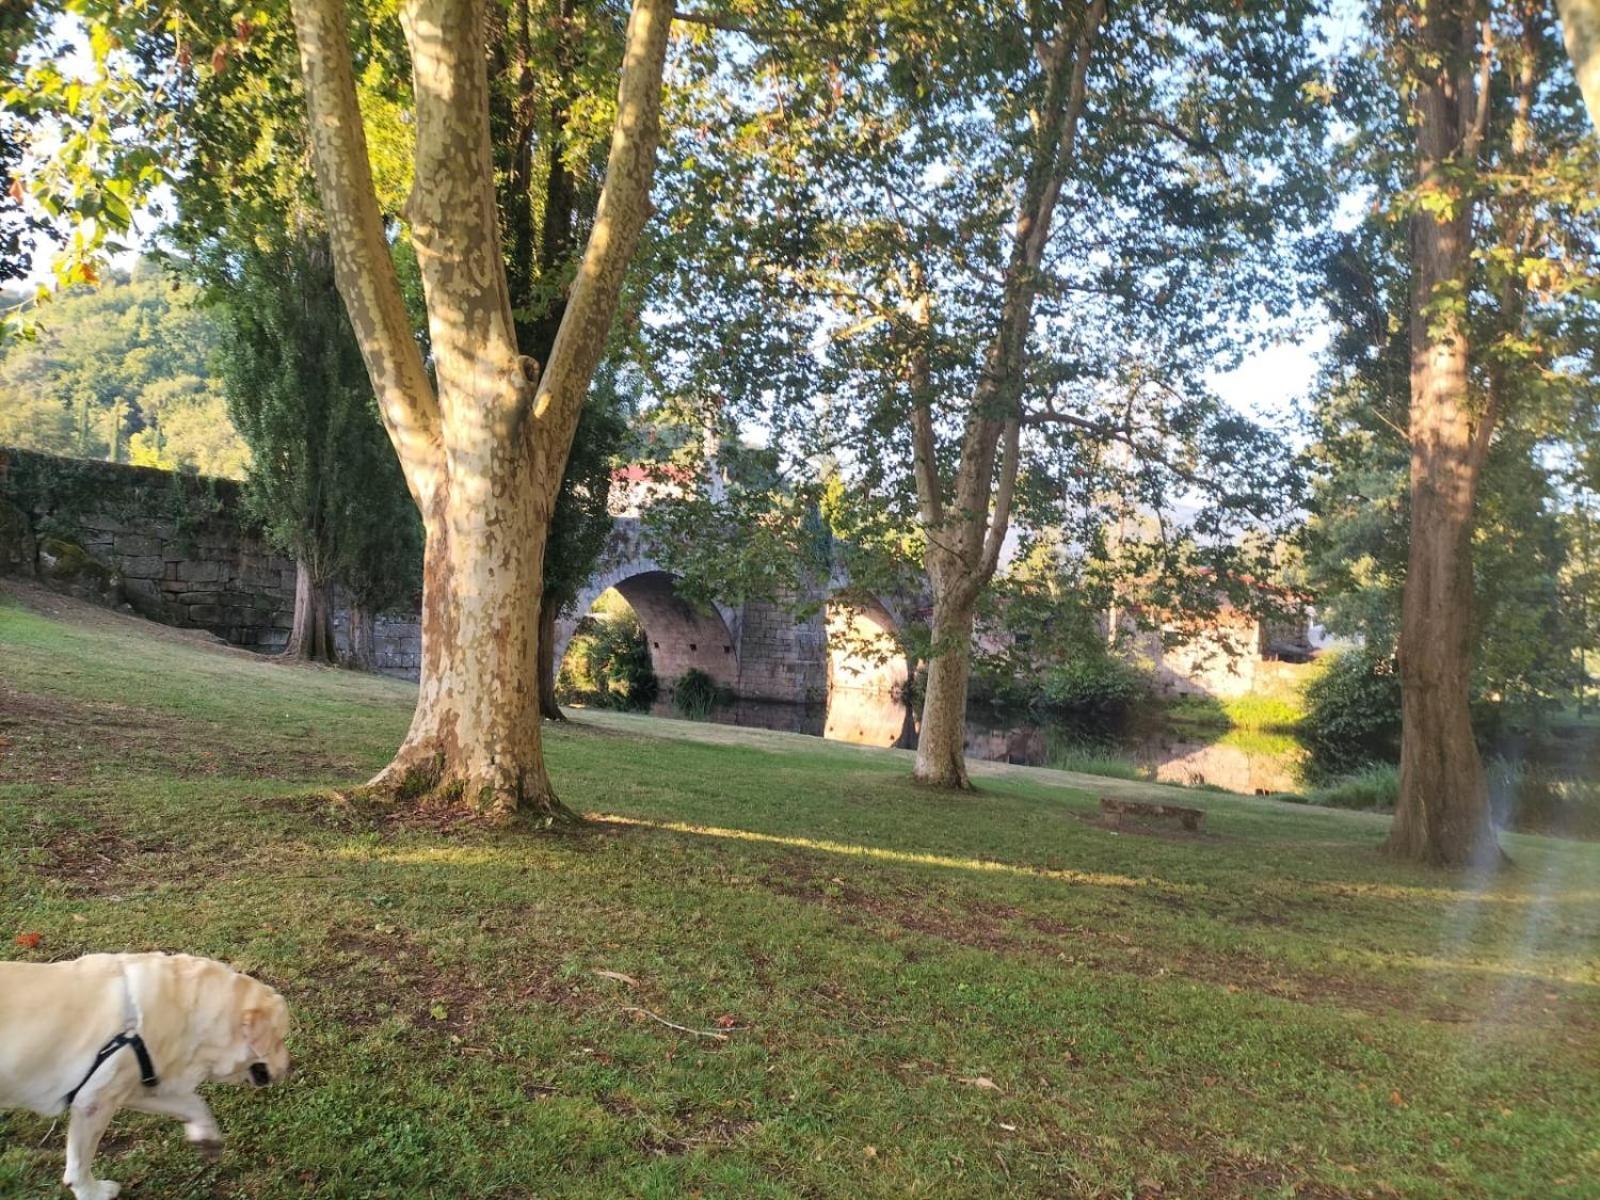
[910,3,1102,788]
[913,599,975,788]
[283,557,337,664]
[289,0,671,819]
[538,594,565,720]
[1557,0,1600,128]
[1388,0,1500,867]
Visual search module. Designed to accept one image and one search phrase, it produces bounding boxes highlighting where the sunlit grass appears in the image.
[3,585,1598,1199]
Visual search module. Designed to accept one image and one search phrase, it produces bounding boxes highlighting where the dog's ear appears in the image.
[240,1007,282,1059]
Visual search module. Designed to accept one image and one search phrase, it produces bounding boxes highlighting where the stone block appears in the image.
[187,604,225,624]
[177,590,222,606]
[119,555,165,579]
[113,533,162,557]
[177,559,222,584]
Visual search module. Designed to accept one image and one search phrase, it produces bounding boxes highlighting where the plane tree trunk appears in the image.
[1387,0,1501,867]
[289,0,671,820]
[910,4,1102,788]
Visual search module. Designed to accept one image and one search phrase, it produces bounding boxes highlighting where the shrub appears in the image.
[556,611,658,711]
[1305,763,1399,812]
[1300,649,1402,779]
[672,667,733,720]
[1486,759,1600,839]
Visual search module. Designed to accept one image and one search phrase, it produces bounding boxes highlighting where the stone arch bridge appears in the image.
[554,517,921,706]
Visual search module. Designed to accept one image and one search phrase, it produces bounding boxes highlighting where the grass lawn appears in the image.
[2,582,1597,1199]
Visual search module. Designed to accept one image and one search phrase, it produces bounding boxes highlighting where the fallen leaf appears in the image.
[429,1002,448,1021]
[958,1076,1003,1093]
[863,1145,877,1159]
[591,969,639,986]
[714,1013,739,1030]
[14,932,42,949]
[1389,1090,1406,1108]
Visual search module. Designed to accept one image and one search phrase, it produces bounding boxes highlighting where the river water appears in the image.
[652,686,1306,794]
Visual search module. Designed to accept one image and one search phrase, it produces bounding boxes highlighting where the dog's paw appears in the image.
[193,1138,223,1163]
[70,1181,120,1200]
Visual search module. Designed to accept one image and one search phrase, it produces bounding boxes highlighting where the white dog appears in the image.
[0,951,290,1200]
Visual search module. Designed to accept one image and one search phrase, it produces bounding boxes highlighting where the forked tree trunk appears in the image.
[538,592,565,721]
[906,4,1102,789]
[283,558,337,663]
[1387,0,1500,867]
[346,601,377,671]
[290,0,671,819]
[913,598,975,788]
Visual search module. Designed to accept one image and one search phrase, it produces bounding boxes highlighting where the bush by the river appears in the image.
[557,609,658,711]
[1299,648,1402,778]
[970,651,1151,719]
[672,667,734,719]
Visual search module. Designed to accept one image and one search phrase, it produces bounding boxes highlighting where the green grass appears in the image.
[1304,764,1402,813]
[1165,692,1306,733]
[3,584,1599,1199]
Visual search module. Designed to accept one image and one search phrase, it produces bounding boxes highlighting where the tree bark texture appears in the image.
[283,557,337,663]
[1557,0,1600,128]
[1388,0,1500,867]
[911,3,1102,787]
[289,0,671,818]
[347,602,377,671]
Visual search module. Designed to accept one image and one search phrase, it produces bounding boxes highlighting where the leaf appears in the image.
[713,1013,739,1029]
[429,1002,448,1021]
[14,931,43,949]
[591,969,639,986]
[957,1075,1002,1093]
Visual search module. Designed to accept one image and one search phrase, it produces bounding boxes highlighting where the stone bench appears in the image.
[1099,796,1205,832]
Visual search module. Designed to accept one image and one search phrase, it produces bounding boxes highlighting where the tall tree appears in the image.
[1370,0,1598,865]
[645,0,1327,788]
[209,233,417,664]
[290,0,671,816]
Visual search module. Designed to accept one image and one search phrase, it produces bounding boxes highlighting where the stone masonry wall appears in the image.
[0,448,298,649]
[1,448,428,672]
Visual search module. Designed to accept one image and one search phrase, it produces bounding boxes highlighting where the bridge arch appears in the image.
[822,590,916,747]
[556,558,740,692]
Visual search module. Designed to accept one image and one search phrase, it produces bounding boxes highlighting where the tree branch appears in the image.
[530,0,673,501]
[289,0,442,507]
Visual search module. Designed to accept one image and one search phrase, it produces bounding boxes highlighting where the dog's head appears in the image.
[229,974,291,1087]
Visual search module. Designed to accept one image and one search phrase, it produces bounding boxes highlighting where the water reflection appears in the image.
[652,687,1304,794]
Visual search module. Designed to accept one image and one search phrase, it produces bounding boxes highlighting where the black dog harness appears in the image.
[64,968,160,1106]
[65,1031,159,1106]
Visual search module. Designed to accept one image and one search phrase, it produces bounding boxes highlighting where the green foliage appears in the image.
[1299,650,1403,779]
[556,607,658,711]
[639,0,1330,644]
[0,263,247,476]
[1305,5,1600,716]
[207,233,418,607]
[671,667,733,720]
[1303,763,1401,813]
